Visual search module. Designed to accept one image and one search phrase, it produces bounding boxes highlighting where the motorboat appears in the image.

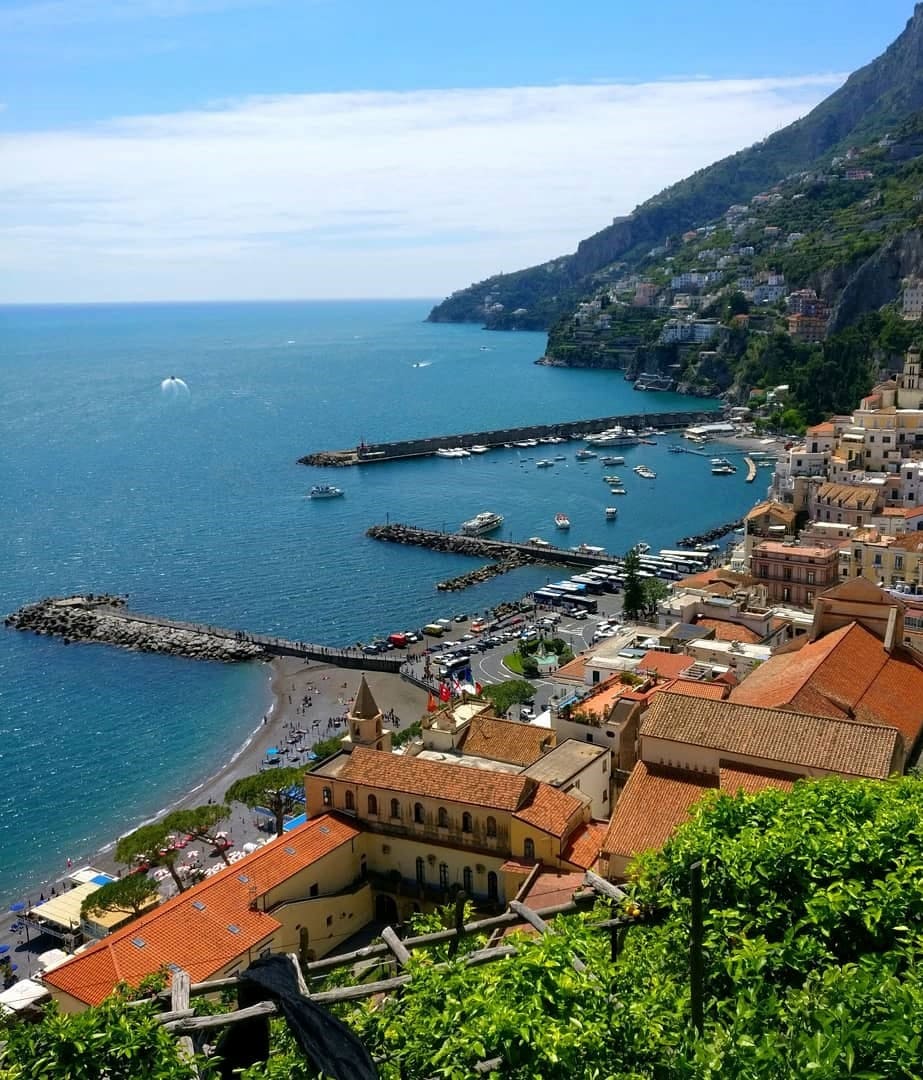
[554,454,567,461]
[554,513,571,530]
[585,426,640,447]
[635,542,651,554]
[436,447,470,458]
[634,465,656,479]
[469,445,489,453]
[610,487,627,495]
[605,507,618,519]
[528,536,552,547]
[600,456,625,465]
[712,464,736,475]
[710,457,736,469]
[602,475,623,484]
[572,543,605,555]
[575,449,597,460]
[536,459,554,468]
[461,511,504,536]
[308,484,344,499]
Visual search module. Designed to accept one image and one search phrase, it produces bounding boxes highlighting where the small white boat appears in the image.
[309,484,344,499]
[555,513,571,530]
[536,459,554,468]
[575,449,597,460]
[600,456,625,465]
[528,536,552,547]
[605,507,618,519]
[635,542,651,554]
[610,487,627,495]
[461,511,504,535]
[603,475,622,484]
[469,445,489,453]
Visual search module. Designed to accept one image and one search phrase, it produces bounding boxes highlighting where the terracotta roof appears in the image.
[600,763,715,864]
[695,618,763,644]
[815,482,881,511]
[513,783,583,840]
[554,655,587,682]
[459,715,554,767]
[730,621,923,751]
[718,762,796,795]
[44,816,360,1006]
[879,506,923,518]
[807,422,835,435]
[745,500,796,523]
[339,746,532,811]
[675,568,757,593]
[570,676,637,720]
[641,691,900,779]
[635,651,693,679]
[351,676,380,720]
[890,532,923,552]
[658,678,728,701]
[754,540,839,558]
[561,821,607,870]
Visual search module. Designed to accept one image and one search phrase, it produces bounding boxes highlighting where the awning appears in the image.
[27,882,100,932]
[0,978,49,1014]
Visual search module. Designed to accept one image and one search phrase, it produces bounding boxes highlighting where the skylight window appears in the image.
[227,924,241,935]
[131,937,146,949]
[192,900,206,911]
[284,846,296,856]
[237,874,250,884]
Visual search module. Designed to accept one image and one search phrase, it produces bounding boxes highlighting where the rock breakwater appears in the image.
[676,520,743,548]
[5,596,269,662]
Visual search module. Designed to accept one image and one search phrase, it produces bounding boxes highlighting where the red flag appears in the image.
[475,682,482,695]
[427,693,438,713]
[439,682,451,703]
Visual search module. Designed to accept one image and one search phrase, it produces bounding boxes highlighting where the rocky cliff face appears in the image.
[828,229,923,333]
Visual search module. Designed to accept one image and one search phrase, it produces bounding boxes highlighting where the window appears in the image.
[414,802,425,824]
[437,806,449,829]
[368,794,378,816]
[874,554,882,567]
[783,566,792,581]
[309,883,319,897]
[326,915,333,927]
[439,862,449,889]
[806,570,815,585]
[345,790,355,811]
[390,798,401,819]
[523,838,535,861]
[322,787,332,807]
[592,670,600,684]
[463,866,473,893]
[895,556,904,571]
[416,857,425,884]
[486,816,497,838]
[487,871,499,901]
[806,591,814,604]
[462,812,473,834]
[783,587,791,602]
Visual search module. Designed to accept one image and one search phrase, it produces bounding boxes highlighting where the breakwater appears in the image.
[5,595,403,672]
[366,523,617,571]
[676,520,743,549]
[300,409,715,466]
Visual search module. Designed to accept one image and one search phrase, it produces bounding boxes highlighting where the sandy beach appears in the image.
[0,656,429,974]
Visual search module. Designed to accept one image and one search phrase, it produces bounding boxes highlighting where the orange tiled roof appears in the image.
[718,762,797,795]
[641,691,900,779]
[636,651,693,679]
[554,655,587,682]
[658,678,728,701]
[695,618,763,644]
[44,815,360,1007]
[459,715,554,766]
[339,745,531,810]
[571,676,637,720]
[513,783,583,840]
[676,568,757,593]
[561,821,607,870]
[600,763,715,864]
[807,422,835,435]
[729,621,923,750]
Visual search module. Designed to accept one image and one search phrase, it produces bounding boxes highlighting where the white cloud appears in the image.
[0,75,845,302]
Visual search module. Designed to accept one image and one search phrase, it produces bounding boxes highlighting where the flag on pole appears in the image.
[439,682,451,703]
[475,681,482,695]
[451,676,462,697]
[427,693,438,713]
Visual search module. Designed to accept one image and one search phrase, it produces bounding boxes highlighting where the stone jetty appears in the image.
[676,520,743,548]
[5,595,269,662]
[437,554,535,592]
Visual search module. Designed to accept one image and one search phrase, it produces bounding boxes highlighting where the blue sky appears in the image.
[0,0,917,301]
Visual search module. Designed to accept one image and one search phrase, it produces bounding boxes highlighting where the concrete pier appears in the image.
[300,408,715,466]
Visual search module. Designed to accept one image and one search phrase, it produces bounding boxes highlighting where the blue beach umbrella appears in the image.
[0,944,9,955]
[8,903,25,913]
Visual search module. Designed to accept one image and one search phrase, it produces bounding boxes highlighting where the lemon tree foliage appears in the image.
[9,776,923,1078]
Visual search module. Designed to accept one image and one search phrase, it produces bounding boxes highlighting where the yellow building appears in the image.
[306,746,600,918]
[840,531,923,590]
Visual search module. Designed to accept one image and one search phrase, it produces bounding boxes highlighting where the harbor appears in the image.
[299,408,713,466]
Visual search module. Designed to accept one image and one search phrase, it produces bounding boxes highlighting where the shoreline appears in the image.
[0,656,428,971]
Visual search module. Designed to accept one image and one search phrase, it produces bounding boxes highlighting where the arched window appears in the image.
[523,838,535,861]
[322,787,332,807]
[416,857,425,884]
[414,802,425,824]
[437,806,449,828]
[439,862,449,889]
[463,866,473,893]
[368,794,378,816]
[345,790,355,811]
[487,871,499,901]
[486,816,497,838]
[462,812,473,834]
[390,798,401,819]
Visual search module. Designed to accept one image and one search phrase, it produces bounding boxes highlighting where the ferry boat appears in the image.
[712,463,736,475]
[536,459,554,468]
[575,449,598,460]
[309,484,344,499]
[461,511,504,536]
[605,507,618,519]
[554,513,571,530]
[585,426,640,447]
[600,456,625,465]
[710,457,736,470]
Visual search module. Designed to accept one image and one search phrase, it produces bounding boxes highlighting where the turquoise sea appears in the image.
[0,299,756,901]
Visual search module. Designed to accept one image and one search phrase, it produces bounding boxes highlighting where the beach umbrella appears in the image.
[8,903,25,913]
[0,944,9,955]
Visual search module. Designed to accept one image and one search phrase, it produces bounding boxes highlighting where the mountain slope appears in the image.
[428,4,923,329]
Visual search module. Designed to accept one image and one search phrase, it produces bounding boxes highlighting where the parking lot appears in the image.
[396,591,626,717]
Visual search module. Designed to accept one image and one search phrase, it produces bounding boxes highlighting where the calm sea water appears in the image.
[0,300,755,900]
